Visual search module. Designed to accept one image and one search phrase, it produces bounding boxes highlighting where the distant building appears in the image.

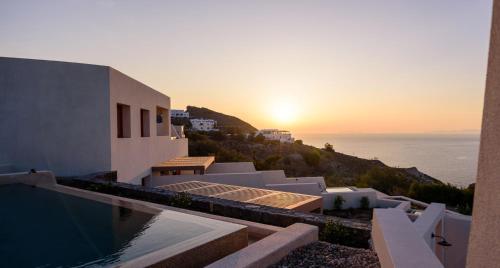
[171,109,189,118]
[257,129,294,143]
[190,118,218,131]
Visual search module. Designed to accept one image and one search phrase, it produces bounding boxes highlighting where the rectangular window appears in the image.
[117,103,131,138]
[140,109,150,137]
[156,106,169,136]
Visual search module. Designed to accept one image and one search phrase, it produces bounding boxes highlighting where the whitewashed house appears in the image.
[171,109,190,118]
[257,129,294,143]
[190,118,218,131]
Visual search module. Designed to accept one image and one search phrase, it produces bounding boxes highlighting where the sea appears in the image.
[296,133,480,187]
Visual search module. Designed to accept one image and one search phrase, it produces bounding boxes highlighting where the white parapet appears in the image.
[413,203,446,249]
[372,208,444,268]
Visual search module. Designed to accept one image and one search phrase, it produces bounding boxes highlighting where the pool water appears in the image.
[0,184,212,267]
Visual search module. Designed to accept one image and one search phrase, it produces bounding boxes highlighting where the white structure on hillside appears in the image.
[0,57,188,184]
[171,109,189,118]
[190,118,217,131]
[257,129,294,143]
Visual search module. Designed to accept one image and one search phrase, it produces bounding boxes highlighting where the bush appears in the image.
[408,182,474,215]
[254,134,266,143]
[188,139,218,156]
[360,196,370,210]
[356,167,411,195]
[324,142,335,152]
[301,149,321,167]
[170,192,192,208]
[320,219,356,246]
[333,195,345,210]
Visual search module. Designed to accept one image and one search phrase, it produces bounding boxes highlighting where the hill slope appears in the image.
[184,107,474,214]
[187,106,258,133]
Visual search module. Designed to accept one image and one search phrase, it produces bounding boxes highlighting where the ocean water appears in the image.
[297,133,480,187]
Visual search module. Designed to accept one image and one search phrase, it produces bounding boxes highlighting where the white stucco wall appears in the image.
[149,170,285,188]
[265,183,323,196]
[0,57,111,176]
[322,189,378,210]
[109,68,188,184]
[205,162,257,174]
[284,177,327,190]
[443,213,471,268]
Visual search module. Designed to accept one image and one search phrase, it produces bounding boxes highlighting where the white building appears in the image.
[171,109,189,118]
[190,118,217,131]
[0,57,188,184]
[257,129,294,143]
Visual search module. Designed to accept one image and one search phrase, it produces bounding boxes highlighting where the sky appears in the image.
[0,0,493,134]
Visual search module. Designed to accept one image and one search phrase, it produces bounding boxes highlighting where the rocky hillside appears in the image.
[186,106,258,133]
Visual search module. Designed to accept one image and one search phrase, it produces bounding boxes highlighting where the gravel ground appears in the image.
[270,241,380,268]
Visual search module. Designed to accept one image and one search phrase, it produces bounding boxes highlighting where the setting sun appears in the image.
[271,101,297,124]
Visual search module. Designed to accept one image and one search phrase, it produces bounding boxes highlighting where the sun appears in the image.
[271,101,297,124]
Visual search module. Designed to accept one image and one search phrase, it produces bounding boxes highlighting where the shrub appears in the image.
[301,149,321,167]
[333,195,345,210]
[408,182,474,215]
[324,142,335,152]
[170,192,192,208]
[360,196,370,210]
[320,219,356,246]
[356,167,411,195]
[254,134,266,143]
[294,139,303,145]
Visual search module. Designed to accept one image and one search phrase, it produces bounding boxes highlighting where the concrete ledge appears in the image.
[206,223,318,268]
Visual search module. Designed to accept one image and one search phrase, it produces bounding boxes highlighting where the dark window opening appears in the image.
[117,103,131,138]
[141,109,150,137]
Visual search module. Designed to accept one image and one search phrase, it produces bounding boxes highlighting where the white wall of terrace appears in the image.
[372,198,471,268]
[148,170,287,188]
[372,208,444,268]
[413,203,445,250]
[205,162,256,174]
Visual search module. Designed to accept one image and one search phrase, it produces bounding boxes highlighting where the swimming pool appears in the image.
[0,174,247,267]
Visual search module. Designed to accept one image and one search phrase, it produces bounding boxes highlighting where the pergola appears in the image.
[159,180,323,213]
[152,156,215,175]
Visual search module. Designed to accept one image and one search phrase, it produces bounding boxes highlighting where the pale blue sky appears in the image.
[0,0,493,133]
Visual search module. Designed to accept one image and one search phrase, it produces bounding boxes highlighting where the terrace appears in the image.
[158,180,323,212]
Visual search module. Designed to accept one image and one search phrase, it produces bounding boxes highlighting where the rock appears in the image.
[270,241,380,268]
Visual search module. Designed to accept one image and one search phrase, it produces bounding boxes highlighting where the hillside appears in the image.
[184,107,474,214]
[186,106,258,133]
[187,130,439,187]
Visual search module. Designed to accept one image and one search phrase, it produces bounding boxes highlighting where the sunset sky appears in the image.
[0,0,493,133]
